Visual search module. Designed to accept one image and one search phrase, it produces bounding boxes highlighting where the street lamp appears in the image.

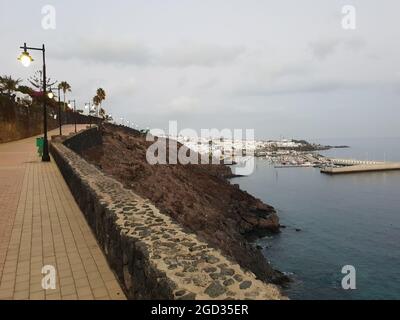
[85,102,92,128]
[47,87,60,134]
[18,43,50,162]
[17,50,34,67]
[68,99,77,133]
[57,86,62,135]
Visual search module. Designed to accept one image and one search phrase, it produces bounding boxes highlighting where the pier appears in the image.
[321,159,400,174]
[329,158,385,166]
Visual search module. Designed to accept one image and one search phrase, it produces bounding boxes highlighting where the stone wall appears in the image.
[62,126,103,155]
[0,95,101,143]
[50,128,284,300]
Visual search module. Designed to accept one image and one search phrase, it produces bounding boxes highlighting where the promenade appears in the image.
[0,125,125,300]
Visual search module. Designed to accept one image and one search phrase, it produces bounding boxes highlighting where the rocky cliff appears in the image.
[50,127,285,299]
[81,124,285,284]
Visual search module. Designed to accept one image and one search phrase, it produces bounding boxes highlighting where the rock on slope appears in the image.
[81,124,284,283]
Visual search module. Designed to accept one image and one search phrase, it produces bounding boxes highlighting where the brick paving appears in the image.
[0,125,125,300]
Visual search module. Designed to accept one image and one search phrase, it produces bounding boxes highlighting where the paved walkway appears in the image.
[0,125,125,300]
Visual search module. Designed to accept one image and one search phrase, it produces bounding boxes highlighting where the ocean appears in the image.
[231,137,400,300]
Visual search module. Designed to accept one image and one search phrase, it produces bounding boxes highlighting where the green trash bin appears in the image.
[36,137,44,157]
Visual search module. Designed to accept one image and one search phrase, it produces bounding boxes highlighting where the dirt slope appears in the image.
[81,124,285,283]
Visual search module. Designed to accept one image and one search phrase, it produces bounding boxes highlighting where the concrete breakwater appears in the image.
[321,158,400,174]
[321,162,400,174]
[50,127,284,300]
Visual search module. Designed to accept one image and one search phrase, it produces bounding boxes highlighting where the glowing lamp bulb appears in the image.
[18,51,33,67]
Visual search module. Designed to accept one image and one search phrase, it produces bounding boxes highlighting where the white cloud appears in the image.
[309,37,366,60]
[167,96,200,112]
[52,38,245,68]
[158,43,245,67]
[52,38,152,66]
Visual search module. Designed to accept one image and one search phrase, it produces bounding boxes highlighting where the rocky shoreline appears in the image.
[81,124,288,285]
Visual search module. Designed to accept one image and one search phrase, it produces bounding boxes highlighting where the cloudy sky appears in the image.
[1,0,400,139]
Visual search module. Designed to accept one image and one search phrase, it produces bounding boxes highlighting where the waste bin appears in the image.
[36,137,44,157]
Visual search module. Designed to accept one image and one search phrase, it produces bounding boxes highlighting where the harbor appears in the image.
[266,151,400,174]
[265,150,325,168]
[170,135,400,175]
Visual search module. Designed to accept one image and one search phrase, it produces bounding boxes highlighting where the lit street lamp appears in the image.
[84,102,90,115]
[68,99,77,133]
[47,86,62,135]
[17,50,33,67]
[57,86,62,135]
[85,102,92,127]
[18,42,50,162]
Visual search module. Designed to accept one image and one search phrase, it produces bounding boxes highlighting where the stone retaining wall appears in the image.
[0,95,102,143]
[62,126,103,155]
[50,128,284,300]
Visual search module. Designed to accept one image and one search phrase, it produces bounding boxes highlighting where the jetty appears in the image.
[321,158,400,174]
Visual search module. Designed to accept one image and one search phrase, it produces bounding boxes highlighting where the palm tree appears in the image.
[58,81,71,110]
[96,88,106,116]
[0,75,22,96]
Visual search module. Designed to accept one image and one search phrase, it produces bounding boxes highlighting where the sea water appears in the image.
[231,137,400,299]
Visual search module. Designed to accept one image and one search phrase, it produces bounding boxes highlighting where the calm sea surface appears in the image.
[231,137,400,299]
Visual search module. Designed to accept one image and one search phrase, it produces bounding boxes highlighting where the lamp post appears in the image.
[47,87,61,136]
[85,102,92,128]
[84,102,90,116]
[68,99,77,133]
[57,86,62,135]
[47,89,54,99]
[18,42,50,162]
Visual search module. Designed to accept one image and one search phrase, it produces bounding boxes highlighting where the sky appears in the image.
[1,0,400,140]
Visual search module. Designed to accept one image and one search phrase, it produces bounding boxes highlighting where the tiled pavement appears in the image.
[0,125,126,300]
